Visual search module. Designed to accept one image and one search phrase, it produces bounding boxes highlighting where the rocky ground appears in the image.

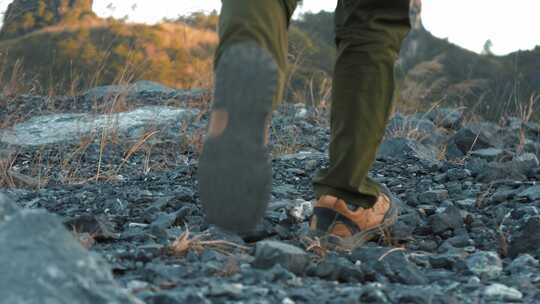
[1,81,540,303]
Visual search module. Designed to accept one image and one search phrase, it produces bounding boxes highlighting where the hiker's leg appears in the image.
[313,0,411,208]
[199,0,297,233]
[215,0,297,110]
[208,0,297,141]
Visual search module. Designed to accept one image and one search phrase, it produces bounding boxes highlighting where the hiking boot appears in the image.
[309,191,399,249]
[198,42,277,234]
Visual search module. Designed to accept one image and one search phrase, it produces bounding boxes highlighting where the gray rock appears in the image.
[507,254,539,275]
[377,138,438,162]
[277,151,325,161]
[446,142,466,159]
[455,198,476,208]
[509,216,540,258]
[476,161,530,183]
[358,283,390,303]
[466,251,502,280]
[1,106,197,146]
[445,233,474,248]
[483,283,523,302]
[83,80,175,101]
[446,168,471,181]
[391,212,420,241]
[307,254,363,282]
[429,205,463,234]
[150,212,181,230]
[524,121,540,137]
[0,195,139,304]
[141,292,184,304]
[208,283,244,298]
[350,246,427,285]
[518,185,540,201]
[63,214,118,240]
[470,148,505,161]
[428,252,464,269]
[448,124,499,155]
[514,153,539,168]
[387,114,436,136]
[426,108,464,129]
[388,286,447,304]
[0,193,18,221]
[418,189,449,204]
[252,241,308,275]
[505,116,524,130]
[491,188,519,203]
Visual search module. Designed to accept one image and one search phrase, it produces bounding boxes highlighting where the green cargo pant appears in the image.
[217,0,411,208]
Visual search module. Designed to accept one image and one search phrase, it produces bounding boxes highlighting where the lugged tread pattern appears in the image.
[198,42,278,234]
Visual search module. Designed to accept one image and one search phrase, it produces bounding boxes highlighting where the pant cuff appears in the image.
[313,184,379,209]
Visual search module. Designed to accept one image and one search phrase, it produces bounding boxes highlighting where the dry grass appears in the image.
[301,236,328,258]
[386,120,430,142]
[517,93,539,124]
[378,247,406,262]
[115,130,159,175]
[60,135,95,183]
[516,93,539,154]
[292,76,332,108]
[0,18,215,191]
[169,227,249,257]
[0,57,25,97]
[0,151,17,188]
[0,55,31,130]
[0,150,47,189]
[497,211,512,258]
[475,183,495,209]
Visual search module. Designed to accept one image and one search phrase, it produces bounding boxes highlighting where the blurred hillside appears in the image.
[287,1,540,120]
[0,0,217,93]
[0,0,538,120]
[399,0,540,120]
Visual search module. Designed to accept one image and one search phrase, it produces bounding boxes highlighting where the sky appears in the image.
[0,0,539,55]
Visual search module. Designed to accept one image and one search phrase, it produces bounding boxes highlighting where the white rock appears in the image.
[288,199,314,222]
[282,298,295,304]
[1,106,197,146]
[466,251,503,280]
[484,283,522,302]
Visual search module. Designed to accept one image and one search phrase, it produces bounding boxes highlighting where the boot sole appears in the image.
[198,43,277,234]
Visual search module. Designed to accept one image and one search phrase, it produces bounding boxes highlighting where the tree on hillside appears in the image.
[482,39,494,56]
[176,11,219,31]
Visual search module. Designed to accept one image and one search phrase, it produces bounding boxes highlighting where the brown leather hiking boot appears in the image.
[309,192,398,249]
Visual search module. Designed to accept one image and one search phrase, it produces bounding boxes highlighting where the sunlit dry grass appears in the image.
[169,226,249,257]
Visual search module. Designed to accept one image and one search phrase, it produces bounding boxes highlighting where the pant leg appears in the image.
[313,0,411,208]
[216,0,298,110]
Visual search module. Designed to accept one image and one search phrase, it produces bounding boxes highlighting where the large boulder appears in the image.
[0,193,140,304]
[446,123,502,158]
[0,106,197,146]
